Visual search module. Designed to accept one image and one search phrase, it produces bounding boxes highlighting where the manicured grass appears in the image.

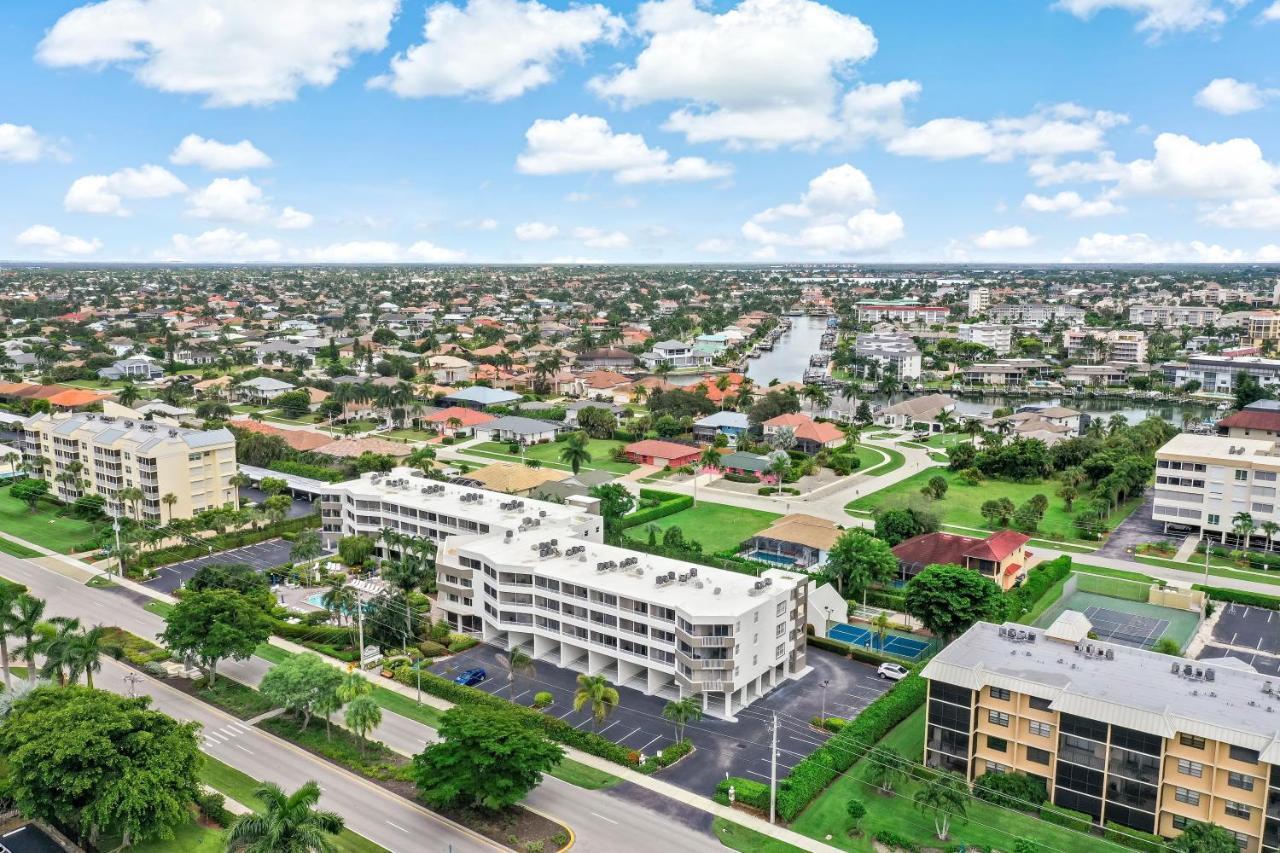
[337,419,381,433]
[144,600,175,617]
[194,676,280,719]
[713,817,807,853]
[790,706,1129,853]
[0,536,41,558]
[548,758,622,790]
[1134,554,1280,587]
[0,486,102,553]
[263,410,320,425]
[623,501,781,553]
[384,428,436,442]
[253,643,296,665]
[922,433,968,450]
[199,755,387,853]
[370,684,446,728]
[86,574,119,588]
[1072,563,1158,583]
[103,808,226,853]
[464,438,639,474]
[852,445,886,472]
[844,468,1124,544]
[858,445,906,477]
[1028,538,1095,554]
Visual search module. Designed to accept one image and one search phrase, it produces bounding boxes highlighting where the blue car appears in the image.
[454,667,487,687]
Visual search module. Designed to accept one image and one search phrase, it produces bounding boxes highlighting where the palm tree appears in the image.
[344,695,382,757]
[558,431,593,475]
[225,780,344,853]
[67,625,119,689]
[866,746,910,794]
[321,583,357,626]
[381,557,428,642]
[116,382,141,408]
[661,696,703,743]
[913,772,968,841]
[653,360,674,382]
[38,615,81,686]
[495,648,535,698]
[161,492,178,524]
[119,485,144,520]
[573,674,619,733]
[1,451,19,481]
[1232,511,1256,551]
[872,613,891,652]
[0,586,22,689]
[10,594,44,685]
[699,445,722,472]
[1262,521,1280,553]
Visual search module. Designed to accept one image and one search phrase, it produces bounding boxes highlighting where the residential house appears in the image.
[875,394,957,432]
[440,386,521,410]
[639,340,713,370]
[719,451,772,480]
[420,406,494,436]
[623,439,701,468]
[692,411,749,443]
[425,355,474,385]
[890,530,1031,591]
[576,347,638,370]
[476,415,562,444]
[1217,399,1280,439]
[236,376,296,404]
[97,356,164,381]
[744,514,844,570]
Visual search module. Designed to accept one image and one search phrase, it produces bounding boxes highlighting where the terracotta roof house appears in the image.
[422,406,496,436]
[457,462,569,496]
[891,529,1031,591]
[1218,399,1280,439]
[313,437,412,459]
[47,389,109,410]
[623,439,701,468]
[229,419,335,452]
[762,413,845,452]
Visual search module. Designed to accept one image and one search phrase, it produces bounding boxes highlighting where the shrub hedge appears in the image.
[973,770,1047,811]
[864,588,906,611]
[620,489,692,529]
[768,669,927,821]
[195,791,233,828]
[267,460,347,483]
[1104,821,1165,853]
[714,777,770,810]
[1192,583,1280,611]
[1039,803,1093,833]
[1002,555,1072,622]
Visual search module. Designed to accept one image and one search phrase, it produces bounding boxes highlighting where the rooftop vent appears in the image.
[1264,681,1273,694]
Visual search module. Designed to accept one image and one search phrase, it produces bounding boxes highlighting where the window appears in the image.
[1029,721,1052,737]
[1224,801,1251,820]
[987,736,1008,753]
[1171,815,1190,831]
[987,710,1010,727]
[1027,746,1051,765]
[1177,758,1204,778]
[1029,696,1053,712]
[989,686,1011,701]
[1207,513,1221,525]
[1173,787,1200,806]
[1235,470,1249,482]
[1226,771,1254,791]
[1179,733,1205,750]
[1229,745,1259,764]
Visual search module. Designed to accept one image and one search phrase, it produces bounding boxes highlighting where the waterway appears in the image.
[745,314,832,386]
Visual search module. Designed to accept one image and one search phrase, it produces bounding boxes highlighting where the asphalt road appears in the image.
[0,553,724,853]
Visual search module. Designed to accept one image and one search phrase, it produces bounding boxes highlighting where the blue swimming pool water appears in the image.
[746,550,797,566]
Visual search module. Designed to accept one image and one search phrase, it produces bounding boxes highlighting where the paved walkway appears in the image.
[1174,535,1200,563]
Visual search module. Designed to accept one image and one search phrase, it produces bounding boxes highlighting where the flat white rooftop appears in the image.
[455,525,806,617]
[923,621,1280,761]
[1158,431,1279,461]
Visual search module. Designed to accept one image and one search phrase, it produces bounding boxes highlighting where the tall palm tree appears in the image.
[344,695,382,757]
[495,648,535,698]
[67,625,118,689]
[119,485,144,520]
[558,431,593,475]
[573,674,619,733]
[872,612,892,652]
[381,557,428,642]
[699,445,722,472]
[38,615,81,686]
[161,492,178,523]
[1232,511,1256,551]
[913,772,968,841]
[321,583,357,626]
[225,780,345,853]
[0,586,22,689]
[866,746,910,794]
[1262,521,1280,553]
[116,382,141,408]
[0,451,19,481]
[10,594,44,685]
[661,696,703,742]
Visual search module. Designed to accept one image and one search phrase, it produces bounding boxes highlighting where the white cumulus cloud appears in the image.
[696,237,733,253]
[64,164,187,215]
[572,227,630,249]
[170,134,272,170]
[37,0,397,107]
[0,124,56,163]
[1062,231,1275,263]
[15,224,102,256]
[590,0,878,148]
[1054,0,1238,36]
[1021,191,1124,217]
[370,0,622,101]
[972,226,1037,251]
[515,114,730,183]
[515,221,559,241]
[1263,1,1280,21]
[187,177,271,223]
[741,163,903,257]
[887,104,1125,162]
[168,228,284,261]
[275,206,314,230]
[1194,78,1275,115]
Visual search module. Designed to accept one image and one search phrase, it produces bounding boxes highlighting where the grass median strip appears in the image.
[713,817,807,853]
[0,535,42,558]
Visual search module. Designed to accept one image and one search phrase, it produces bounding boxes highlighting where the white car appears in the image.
[877,663,909,681]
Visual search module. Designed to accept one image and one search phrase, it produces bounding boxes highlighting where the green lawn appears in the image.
[384,428,436,442]
[0,486,102,553]
[713,818,807,853]
[199,755,387,853]
[0,536,41,558]
[253,643,295,665]
[859,445,906,476]
[262,410,320,425]
[790,706,1129,853]
[144,600,174,617]
[1134,554,1280,587]
[464,438,639,474]
[852,445,887,473]
[193,677,279,719]
[845,468,1128,544]
[922,433,969,450]
[102,809,226,853]
[623,501,781,553]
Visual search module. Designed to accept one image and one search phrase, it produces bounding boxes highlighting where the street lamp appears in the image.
[820,679,830,726]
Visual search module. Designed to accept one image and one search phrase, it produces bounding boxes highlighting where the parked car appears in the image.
[454,667,487,686]
[877,663,909,681]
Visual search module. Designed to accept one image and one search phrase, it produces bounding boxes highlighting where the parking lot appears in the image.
[143,538,298,593]
[1196,602,1280,677]
[429,644,891,796]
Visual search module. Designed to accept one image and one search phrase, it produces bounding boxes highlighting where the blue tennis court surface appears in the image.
[828,623,930,659]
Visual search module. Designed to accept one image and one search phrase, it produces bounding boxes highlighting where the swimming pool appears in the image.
[746,550,798,566]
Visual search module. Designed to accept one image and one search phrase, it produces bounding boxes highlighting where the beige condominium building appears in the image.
[1153,433,1280,547]
[21,411,237,521]
[321,468,811,719]
[922,621,1280,852]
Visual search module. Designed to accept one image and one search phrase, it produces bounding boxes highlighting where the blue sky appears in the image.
[2,0,1279,264]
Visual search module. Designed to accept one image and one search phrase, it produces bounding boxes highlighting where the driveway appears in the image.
[1094,488,1163,559]
[143,537,299,594]
[429,644,889,796]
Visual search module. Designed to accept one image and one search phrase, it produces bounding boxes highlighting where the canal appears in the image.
[746,314,832,386]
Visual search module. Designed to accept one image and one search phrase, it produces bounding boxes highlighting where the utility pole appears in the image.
[113,517,124,578]
[355,588,365,671]
[769,713,778,825]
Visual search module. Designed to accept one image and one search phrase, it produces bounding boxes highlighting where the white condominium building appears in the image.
[1161,355,1280,395]
[321,469,811,719]
[1064,328,1148,364]
[967,287,991,317]
[21,411,237,521]
[957,323,1013,356]
[1128,304,1222,328]
[854,332,923,378]
[854,301,948,326]
[1153,433,1280,546]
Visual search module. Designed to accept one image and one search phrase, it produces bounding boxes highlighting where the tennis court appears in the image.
[1082,605,1168,649]
[827,623,931,660]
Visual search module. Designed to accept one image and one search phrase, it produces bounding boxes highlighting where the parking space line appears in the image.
[556,709,577,719]
[745,769,770,780]
[598,721,621,736]
[617,727,642,744]
[638,734,662,753]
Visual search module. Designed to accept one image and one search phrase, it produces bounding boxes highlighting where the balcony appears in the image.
[676,625,734,648]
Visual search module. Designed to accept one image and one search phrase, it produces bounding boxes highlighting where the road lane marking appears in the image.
[386,821,410,833]
[590,812,618,825]
[235,744,253,754]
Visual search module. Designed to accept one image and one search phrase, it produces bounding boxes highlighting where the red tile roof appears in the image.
[965,530,1030,561]
[891,532,982,567]
[423,406,495,427]
[625,439,701,459]
[1217,410,1280,432]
